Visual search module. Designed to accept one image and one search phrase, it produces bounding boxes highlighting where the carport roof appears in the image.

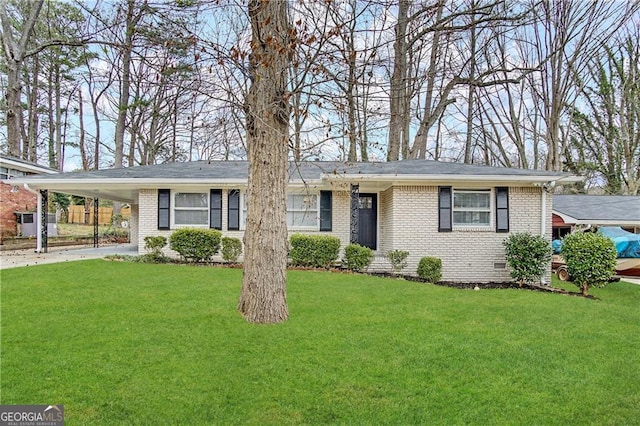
[553,195,640,226]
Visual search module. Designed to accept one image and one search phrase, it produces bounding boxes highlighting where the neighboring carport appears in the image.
[552,195,640,238]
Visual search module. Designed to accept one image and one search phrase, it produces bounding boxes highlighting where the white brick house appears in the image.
[14,160,578,282]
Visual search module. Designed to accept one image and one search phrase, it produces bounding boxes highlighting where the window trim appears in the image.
[452,189,492,229]
[172,191,209,228]
[286,192,320,230]
[237,191,324,231]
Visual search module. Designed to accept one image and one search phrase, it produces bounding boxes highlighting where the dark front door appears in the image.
[358,193,377,250]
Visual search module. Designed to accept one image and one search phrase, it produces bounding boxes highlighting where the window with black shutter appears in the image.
[438,186,452,232]
[158,189,170,230]
[228,190,240,230]
[319,191,332,231]
[495,187,509,233]
[210,189,222,230]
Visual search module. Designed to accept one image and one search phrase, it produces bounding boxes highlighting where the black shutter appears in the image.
[228,189,240,230]
[496,187,509,233]
[319,191,332,231]
[158,189,170,230]
[438,186,452,232]
[210,189,222,230]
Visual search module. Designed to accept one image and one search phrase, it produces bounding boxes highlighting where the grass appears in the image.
[1,261,639,425]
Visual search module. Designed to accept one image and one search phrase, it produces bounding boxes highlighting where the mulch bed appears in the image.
[367,271,597,299]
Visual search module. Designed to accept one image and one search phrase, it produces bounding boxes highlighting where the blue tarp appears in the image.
[598,227,640,259]
[552,227,640,258]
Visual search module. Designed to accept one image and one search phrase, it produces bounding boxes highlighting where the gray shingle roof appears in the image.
[21,159,571,181]
[553,195,640,224]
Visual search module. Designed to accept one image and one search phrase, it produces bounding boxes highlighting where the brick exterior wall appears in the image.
[0,182,37,240]
[383,185,550,282]
[135,185,551,282]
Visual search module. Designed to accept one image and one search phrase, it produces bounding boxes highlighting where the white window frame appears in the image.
[452,189,492,228]
[171,192,209,228]
[287,193,319,230]
[240,191,320,231]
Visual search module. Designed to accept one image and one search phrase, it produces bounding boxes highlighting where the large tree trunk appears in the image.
[387,0,409,161]
[238,0,291,324]
[114,0,139,169]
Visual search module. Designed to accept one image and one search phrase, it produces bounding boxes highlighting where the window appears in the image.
[453,190,491,227]
[174,192,208,226]
[1,167,25,180]
[237,192,326,230]
[287,194,318,228]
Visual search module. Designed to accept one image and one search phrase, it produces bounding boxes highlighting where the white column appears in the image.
[36,191,43,253]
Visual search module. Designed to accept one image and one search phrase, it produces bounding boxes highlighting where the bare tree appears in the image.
[0,0,43,157]
[567,29,640,195]
[527,0,636,171]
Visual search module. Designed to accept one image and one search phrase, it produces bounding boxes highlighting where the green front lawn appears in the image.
[1,261,639,424]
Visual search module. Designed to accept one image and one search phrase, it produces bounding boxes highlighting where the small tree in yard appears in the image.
[562,232,617,296]
[503,233,552,287]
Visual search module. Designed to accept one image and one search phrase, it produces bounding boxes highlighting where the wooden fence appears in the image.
[67,206,131,225]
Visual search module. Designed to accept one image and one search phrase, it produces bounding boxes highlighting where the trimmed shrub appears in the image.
[144,236,167,255]
[503,232,552,286]
[169,228,222,263]
[289,234,341,268]
[386,250,409,274]
[221,237,243,263]
[417,257,442,283]
[342,243,373,272]
[562,231,617,296]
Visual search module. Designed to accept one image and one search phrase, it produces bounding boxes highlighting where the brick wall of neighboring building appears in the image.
[0,182,37,239]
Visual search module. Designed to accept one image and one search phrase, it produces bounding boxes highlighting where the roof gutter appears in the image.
[323,173,580,184]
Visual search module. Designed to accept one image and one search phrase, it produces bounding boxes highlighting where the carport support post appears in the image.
[39,190,48,253]
[93,198,99,248]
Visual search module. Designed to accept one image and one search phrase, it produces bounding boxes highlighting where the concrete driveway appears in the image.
[0,244,138,270]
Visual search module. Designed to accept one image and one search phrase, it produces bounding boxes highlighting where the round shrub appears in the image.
[343,243,373,272]
[503,232,552,286]
[221,236,243,263]
[417,257,442,283]
[169,228,222,263]
[562,231,617,296]
[289,234,341,268]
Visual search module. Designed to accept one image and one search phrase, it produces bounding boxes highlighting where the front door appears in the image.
[358,193,377,250]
